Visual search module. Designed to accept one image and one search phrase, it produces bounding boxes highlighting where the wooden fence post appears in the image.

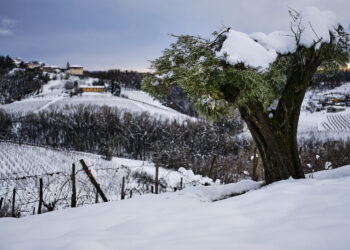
[252,147,258,181]
[155,164,159,194]
[38,178,43,214]
[71,163,77,208]
[80,159,108,202]
[95,190,99,203]
[151,186,154,193]
[0,197,3,210]
[11,189,16,217]
[130,190,132,199]
[33,207,35,215]
[121,177,125,200]
[180,177,183,190]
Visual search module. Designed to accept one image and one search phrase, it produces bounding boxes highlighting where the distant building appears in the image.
[26,62,37,69]
[14,57,22,65]
[68,65,83,76]
[79,85,104,93]
[42,65,61,73]
[327,106,345,113]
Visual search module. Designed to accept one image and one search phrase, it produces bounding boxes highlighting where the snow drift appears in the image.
[1,165,350,250]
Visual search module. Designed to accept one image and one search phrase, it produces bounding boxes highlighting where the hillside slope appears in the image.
[1,166,350,250]
[0,77,193,121]
[0,142,215,216]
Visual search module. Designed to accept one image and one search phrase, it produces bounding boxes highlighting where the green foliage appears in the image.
[318,25,350,73]
[142,25,350,121]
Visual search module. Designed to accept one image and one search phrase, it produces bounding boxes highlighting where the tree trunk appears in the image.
[236,53,320,184]
[242,109,304,184]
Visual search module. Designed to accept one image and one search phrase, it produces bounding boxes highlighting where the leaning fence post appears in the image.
[11,189,16,217]
[71,163,77,207]
[121,177,125,200]
[38,178,43,214]
[95,190,99,203]
[80,159,108,202]
[155,163,159,194]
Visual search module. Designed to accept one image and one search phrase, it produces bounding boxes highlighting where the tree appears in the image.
[142,7,350,184]
[111,80,121,96]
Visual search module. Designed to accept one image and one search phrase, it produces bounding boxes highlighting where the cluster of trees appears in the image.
[0,109,12,138]
[84,70,197,115]
[313,70,350,90]
[0,55,50,104]
[1,105,248,182]
[85,69,144,89]
[0,56,15,73]
[1,105,349,182]
[0,67,50,104]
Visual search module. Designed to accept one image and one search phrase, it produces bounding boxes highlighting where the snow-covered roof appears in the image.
[79,85,104,88]
[69,65,83,68]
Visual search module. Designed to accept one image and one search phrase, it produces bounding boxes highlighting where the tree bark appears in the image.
[238,54,320,184]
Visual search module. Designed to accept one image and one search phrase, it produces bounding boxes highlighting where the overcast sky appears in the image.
[0,0,349,71]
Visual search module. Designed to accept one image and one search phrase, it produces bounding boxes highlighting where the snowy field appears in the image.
[1,165,349,250]
[0,77,193,122]
[0,142,215,215]
[299,83,350,132]
[297,83,350,141]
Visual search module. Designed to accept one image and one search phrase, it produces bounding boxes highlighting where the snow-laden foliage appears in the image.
[142,6,349,119]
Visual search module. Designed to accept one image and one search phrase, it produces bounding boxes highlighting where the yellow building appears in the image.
[68,65,84,76]
[79,86,104,93]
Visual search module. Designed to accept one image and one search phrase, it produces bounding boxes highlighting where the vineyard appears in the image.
[321,113,350,131]
[0,142,215,216]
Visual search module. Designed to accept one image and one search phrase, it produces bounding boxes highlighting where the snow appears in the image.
[297,7,338,49]
[0,77,194,122]
[218,29,277,69]
[219,6,338,69]
[1,166,350,250]
[307,165,350,179]
[0,142,215,215]
[297,82,350,138]
[249,31,296,54]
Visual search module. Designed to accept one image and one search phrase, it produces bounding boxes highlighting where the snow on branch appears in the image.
[218,6,339,70]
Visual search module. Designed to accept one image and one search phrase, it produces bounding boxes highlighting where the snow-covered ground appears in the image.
[1,165,349,250]
[297,83,350,141]
[0,76,193,122]
[0,142,215,216]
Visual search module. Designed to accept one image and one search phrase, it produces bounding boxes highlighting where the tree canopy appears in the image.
[142,6,350,183]
[142,7,349,121]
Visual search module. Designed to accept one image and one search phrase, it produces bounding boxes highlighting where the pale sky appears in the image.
[0,0,349,71]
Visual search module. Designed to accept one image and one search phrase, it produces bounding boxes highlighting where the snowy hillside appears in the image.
[297,83,350,141]
[0,76,193,121]
[0,142,215,215]
[1,165,350,250]
[299,83,350,131]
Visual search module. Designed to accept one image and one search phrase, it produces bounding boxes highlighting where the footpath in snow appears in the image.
[1,166,350,250]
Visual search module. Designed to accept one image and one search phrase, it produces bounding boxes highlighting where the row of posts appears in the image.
[1,160,184,217]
